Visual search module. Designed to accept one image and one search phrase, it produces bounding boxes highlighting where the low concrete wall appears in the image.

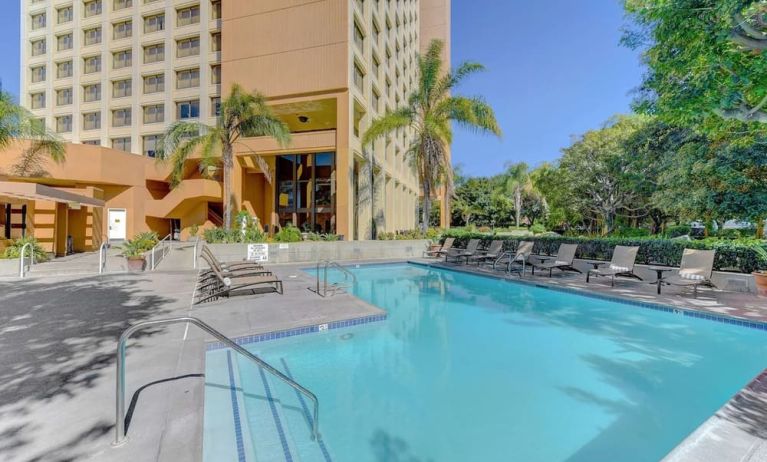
[534,257,758,294]
[204,240,430,265]
[0,259,18,276]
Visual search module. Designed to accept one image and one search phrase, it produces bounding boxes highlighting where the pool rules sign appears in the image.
[247,244,269,262]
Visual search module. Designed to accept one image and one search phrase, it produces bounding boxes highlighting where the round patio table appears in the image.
[648,266,673,294]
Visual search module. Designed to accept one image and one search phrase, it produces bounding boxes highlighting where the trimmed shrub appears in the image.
[664,224,691,239]
[441,230,767,273]
[274,226,302,243]
[529,224,546,235]
[203,227,265,243]
[0,236,49,262]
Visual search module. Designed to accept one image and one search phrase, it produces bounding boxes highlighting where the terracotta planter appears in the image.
[126,256,146,272]
[754,272,767,297]
[428,243,441,252]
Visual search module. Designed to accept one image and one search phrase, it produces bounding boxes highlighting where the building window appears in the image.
[211,1,221,20]
[114,0,133,10]
[84,55,101,74]
[30,92,45,109]
[176,68,200,89]
[57,6,73,24]
[354,22,365,51]
[57,34,73,51]
[372,55,380,78]
[112,137,131,152]
[372,88,380,112]
[83,111,101,130]
[113,50,132,69]
[211,96,220,116]
[211,32,221,52]
[113,20,132,40]
[84,27,102,46]
[176,37,200,58]
[83,83,101,102]
[112,79,131,98]
[144,13,165,33]
[143,73,164,93]
[31,13,46,30]
[211,65,221,84]
[276,153,336,233]
[56,88,73,106]
[57,61,72,79]
[82,139,100,146]
[353,62,365,90]
[30,65,46,83]
[31,39,46,56]
[112,108,132,127]
[176,100,199,119]
[143,134,161,157]
[84,0,102,17]
[177,5,200,27]
[143,104,164,123]
[56,115,73,133]
[143,43,164,63]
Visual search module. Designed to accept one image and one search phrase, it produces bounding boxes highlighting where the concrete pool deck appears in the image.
[0,257,765,461]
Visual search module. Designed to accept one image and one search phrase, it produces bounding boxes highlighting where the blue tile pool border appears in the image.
[206,314,388,351]
[409,260,767,333]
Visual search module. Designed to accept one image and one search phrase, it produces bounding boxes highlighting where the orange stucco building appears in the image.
[5,0,450,254]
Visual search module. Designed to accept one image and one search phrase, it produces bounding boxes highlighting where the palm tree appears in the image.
[500,162,531,227]
[362,39,501,231]
[0,91,65,176]
[156,84,291,229]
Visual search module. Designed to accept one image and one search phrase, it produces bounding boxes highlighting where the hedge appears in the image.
[442,231,767,274]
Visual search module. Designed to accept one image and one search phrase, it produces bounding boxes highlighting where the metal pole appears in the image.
[19,242,32,278]
[113,317,319,446]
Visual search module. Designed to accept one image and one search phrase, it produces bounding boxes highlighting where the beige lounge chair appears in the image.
[201,245,266,272]
[493,241,534,275]
[531,243,581,277]
[424,237,455,258]
[660,249,716,297]
[446,239,480,264]
[586,246,642,286]
[196,256,283,304]
[469,240,505,265]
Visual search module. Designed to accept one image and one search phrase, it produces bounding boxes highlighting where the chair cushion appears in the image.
[554,260,569,266]
[609,265,629,272]
[679,271,705,281]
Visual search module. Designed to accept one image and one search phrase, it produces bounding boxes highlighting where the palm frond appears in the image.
[362,108,413,146]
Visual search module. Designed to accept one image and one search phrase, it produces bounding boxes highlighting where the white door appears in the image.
[108,209,127,240]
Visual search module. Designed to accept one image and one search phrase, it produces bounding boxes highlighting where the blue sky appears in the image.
[0,1,641,177]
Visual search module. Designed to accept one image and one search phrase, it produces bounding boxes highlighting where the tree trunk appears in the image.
[421,181,431,233]
[515,188,521,227]
[222,143,234,230]
[757,218,765,239]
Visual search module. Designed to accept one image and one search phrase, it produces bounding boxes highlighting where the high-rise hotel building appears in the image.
[6,0,450,252]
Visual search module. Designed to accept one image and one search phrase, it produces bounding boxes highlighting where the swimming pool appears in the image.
[204,263,767,461]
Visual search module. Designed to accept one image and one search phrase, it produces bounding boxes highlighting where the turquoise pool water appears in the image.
[205,263,767,462]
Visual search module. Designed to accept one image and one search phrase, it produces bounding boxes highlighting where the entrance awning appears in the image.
[0,181,105,207]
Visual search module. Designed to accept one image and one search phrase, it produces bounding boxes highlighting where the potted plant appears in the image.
[754,271,767,297]
[121,239,147,272]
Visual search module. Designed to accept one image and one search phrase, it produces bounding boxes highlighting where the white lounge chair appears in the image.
[660,249,716,297]
[586,246,642,286]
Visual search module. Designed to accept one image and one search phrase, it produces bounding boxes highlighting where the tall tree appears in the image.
[498,162,531,227]
[623,0,767,137]
[0,92,64,176]
[362,39,501,231]
[157,84,291,229]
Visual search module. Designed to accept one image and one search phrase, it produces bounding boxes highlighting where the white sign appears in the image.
[247,244,269,262]
[279,244,289,249]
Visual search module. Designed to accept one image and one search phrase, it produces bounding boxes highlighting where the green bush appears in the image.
[377,228,443,241]
[664,224,691,239]
[203,226,266,243]
[441,230,767,273]
[132,231,159,251]
[529,224,546,235]
[274,226,302,243]
[612,226,651,238]
[0,236,49,262]
[120,239,148,258]
[306,232,339,241]
[716,228,743,240]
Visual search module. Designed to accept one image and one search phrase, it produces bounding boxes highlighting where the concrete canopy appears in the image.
[0,181,105,208]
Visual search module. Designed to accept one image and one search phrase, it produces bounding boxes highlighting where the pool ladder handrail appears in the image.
[314,259,357,297]
[113,316,320,447]
[18,242,35,278]
[149,233,173,271]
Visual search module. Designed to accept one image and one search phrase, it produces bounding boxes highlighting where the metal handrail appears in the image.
[113,317,320,446]
[98,241,109,274]
[18,242,34,278]
[192,237,201,269]
[314,260,357,297]
[150,234,172,270]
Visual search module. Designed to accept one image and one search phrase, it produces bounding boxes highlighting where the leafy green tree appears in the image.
[0,92,64,176]
[497,162,531,227]
[623,0,767,137]
[157,84,291,229]
[363,39,501,231]
[529,162,581,231]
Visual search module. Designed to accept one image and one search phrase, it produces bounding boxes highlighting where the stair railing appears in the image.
[18,242,34,278]
[312,259,357,297]
[149,234,173,271]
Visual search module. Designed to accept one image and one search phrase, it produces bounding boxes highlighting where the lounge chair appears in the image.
[586,246,642,286]
[531,243,581,277]
[200,251,272,280]
[493,241,534,275]
[445,239,480,264]
[660,249,716,297]
[424,237,455,258]
[469,240,504,265]
[196,257,283,304]
[201,245,266,272]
